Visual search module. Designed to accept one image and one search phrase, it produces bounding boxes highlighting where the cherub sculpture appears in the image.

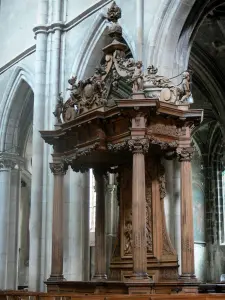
[53,93,63,124]
[180,71,192,103]
[132,61,144,92]
[92,66,106,94]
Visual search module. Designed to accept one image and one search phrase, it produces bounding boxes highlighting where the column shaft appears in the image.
[177,147,196,280]
[132,152,147,277]
[29,0,48,290]
[0,168,11,289]
[180,160,195,277]
[6,169,21,289]
[48,162,66,280]
[92,170,107,280]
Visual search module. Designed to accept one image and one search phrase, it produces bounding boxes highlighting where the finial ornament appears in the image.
[107,1,121,23]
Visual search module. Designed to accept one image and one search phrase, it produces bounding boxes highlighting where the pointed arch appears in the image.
[0,65,34,152]
[146,0,197,77]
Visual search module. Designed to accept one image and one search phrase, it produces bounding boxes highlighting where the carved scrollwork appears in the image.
[128,138,149,154]
[145,159,153,253]
[50,162,68,175]
[176,147,194,162]
[148,123,179,138]
[158,164,166,200]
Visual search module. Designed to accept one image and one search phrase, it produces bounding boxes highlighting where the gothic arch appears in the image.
[0,65,34,154]
[147,0,225,77]
[146,0,196,76]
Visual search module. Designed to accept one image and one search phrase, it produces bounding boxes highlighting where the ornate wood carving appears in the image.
[146,159,153,254]
[128,138,149,153]
[49,162,68,175]
[177,147,194,161]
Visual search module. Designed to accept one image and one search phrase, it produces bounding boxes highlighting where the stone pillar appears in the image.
[48,161,67,281]
[106,174,118,275]
[29,0,48,291]
[177,147,196,280]
[128,138,149,279]
[52,0,63,127]
[6,167,21,289]
[0,156,15,289]
[136,0,144,61]
[92,169,107,280]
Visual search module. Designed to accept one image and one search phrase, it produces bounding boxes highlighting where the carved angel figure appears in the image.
[132,61,144,92]
[53,93,63,124]
[180,71,192,103]
[91,67,106,94]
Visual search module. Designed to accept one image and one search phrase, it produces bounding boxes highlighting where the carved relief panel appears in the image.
[120,162,153,258]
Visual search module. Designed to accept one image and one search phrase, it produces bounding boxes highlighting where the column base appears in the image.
[92,274,107,281]
[179,273,197,282]
[127,272,153,282]
[47,274,66,282]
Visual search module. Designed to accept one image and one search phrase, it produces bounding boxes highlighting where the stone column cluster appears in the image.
[0,154,23,289]
[29,0,48,291]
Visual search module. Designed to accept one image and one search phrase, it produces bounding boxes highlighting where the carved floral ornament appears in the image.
[128,138,149,154]
[53,1,194,124]
[176,147,194,162]
[49,162,68,175]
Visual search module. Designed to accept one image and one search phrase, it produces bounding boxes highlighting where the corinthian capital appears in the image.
[176,147,194,162]
[50,162,68,175]
[0,153,22,170]
[128,138,149,154]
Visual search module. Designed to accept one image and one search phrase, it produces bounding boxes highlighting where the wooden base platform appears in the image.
[45,280,200,295]
[2,290,225,300]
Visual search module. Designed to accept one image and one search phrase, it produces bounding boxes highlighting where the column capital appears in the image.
[0,153,23,170]
[49,162,68,175]
[128,138,149,154]
[176,147,194,162]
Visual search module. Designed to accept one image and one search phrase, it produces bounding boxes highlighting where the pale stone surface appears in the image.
[0,0,38,66]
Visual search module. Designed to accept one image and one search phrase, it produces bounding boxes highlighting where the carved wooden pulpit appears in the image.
[41,2,203,295]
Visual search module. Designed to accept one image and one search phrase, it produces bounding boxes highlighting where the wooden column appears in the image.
[128,138,149,279]
[92,169,107,280]
[48,161,67,281]
[177,147,196,280]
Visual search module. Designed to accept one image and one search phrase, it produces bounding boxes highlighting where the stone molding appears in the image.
[128,138,149,154]
[33,22,65,36]
[176,147,194,162]
[49,162,68,175]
